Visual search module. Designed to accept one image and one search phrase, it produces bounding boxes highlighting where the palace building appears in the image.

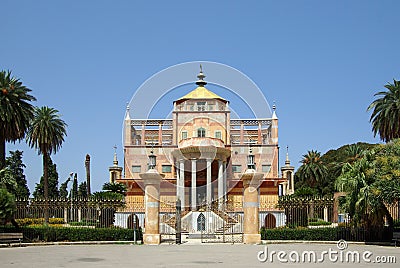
[112,68,294,232]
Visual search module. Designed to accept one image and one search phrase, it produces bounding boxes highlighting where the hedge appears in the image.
[16,218,65,226]
[0,226,142,242]
[260,227,338,241]
[260,227,393,242]
[308,221,332,226]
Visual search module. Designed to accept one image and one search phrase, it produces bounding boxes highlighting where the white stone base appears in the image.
[143,234,161,245]
[243,234,261,244]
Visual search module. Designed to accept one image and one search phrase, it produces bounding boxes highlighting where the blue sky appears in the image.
[2,0,399,193]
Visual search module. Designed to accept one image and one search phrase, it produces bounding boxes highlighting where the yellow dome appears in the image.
[177,86,226,102]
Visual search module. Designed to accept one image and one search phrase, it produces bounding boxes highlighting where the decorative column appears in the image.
[240,121,244,144]
[257,121,262,144]
[141,123,145,145]
[218,160,224,210]
[206,158,212,206]
[140,151,165,245]
[179,160,185,209]
[158,122,162,145]
[271,104,279,177]
[223,162,227,202]
[85,154,91,196]
[124,105,131,146]
[241,149,263,244]
[191,159,197,211]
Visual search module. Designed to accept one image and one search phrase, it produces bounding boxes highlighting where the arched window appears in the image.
[197,213,206,231]
[197,128,206,138]
[264,214,276,229]
[287,171,292,189]
[127,213,140,229]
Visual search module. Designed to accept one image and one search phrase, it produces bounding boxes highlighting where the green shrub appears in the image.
[0,226,142,242]
[308,221,332,226]
[0,188,16,224]
[16,218,65,226]
[260,227,338,241]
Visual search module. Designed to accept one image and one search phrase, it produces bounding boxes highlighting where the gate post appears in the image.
[241,149,263,244]
[140,151,165,245]
[176,198,182,244]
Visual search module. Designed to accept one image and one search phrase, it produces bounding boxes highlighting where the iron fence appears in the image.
[0,198,144,243]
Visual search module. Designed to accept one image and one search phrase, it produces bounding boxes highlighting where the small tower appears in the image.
[124,104,132,147]
[109,146,123,183]
[271,102,279,177]
[281,146,295,195]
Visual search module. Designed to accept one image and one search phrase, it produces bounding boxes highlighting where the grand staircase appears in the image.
[212,208,240,233]
[163,211,190,232]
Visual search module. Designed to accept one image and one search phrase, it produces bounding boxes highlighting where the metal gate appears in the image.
[200,202,243,243]
[159,203,177,243]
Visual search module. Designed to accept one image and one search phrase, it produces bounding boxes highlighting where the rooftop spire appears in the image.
[272,101,278,119]
[125,103,131,120]
[285,146,291,166]
[113,145,118,166]
[196,64,207,87]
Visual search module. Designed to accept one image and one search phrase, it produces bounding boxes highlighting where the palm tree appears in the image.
[102,182,127,196]
[296,150,327,188]
[0,70,36,169]
[26,107,67,224]
[368,79,400,142]
[335,158,373,226]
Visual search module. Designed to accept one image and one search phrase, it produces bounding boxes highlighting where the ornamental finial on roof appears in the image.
[113,145,118,166]
[125,102,131,120]
[196,64,207,87]
[272,101,278,119]
[285,145,291,166]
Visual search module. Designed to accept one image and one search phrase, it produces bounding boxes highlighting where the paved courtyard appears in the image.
[0,242,399,267]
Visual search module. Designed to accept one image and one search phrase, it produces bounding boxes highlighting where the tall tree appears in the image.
[0,70,36,169]
[26,106,67,224]
[296,150,327,190]
[71,173,78,198]
[59,180,69,199]
[32,157,60,199]
[335,141,400,229]
[102,182,127,196]
[0,167,17,193]
[5,150,30,198]
[368,79,400,142]
[78,181,88,198]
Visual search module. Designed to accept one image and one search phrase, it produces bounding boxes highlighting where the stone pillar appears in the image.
[78,208,82,222]
[191,159,197,211]
[140,169,165,245]
[218,160,224,210]
[141,123,145,145]
[241,169,263,244]
[323,206,328,222]
[223,162,227,202]
[63,208,68,223]
[333,192,346,223]
[179,160,185,209]
[257,122,262,144]
[158,122,162,145]
[206,158,212,206]
[176,160,179,202]
[240,121,244,144]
